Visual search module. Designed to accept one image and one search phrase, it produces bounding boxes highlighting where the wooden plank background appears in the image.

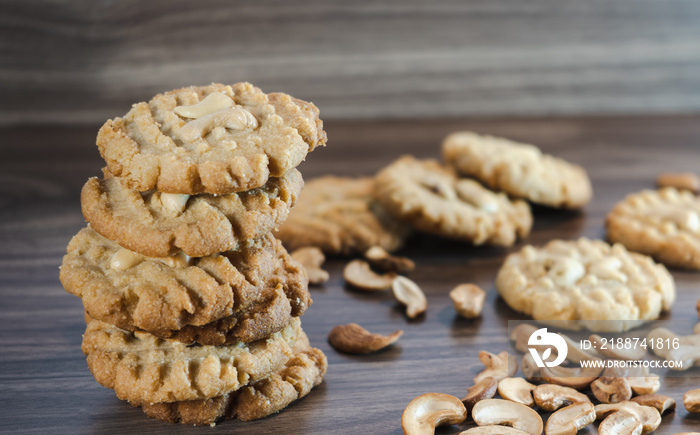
[2,0,700,126]
[2,116,700,433]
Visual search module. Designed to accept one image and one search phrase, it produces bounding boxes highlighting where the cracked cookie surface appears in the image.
[373,156,532,246]
[496,238,675,332]
[60,228,310,336]
[442,131,592,209]
[97,83,326,194]
[82,169,303,257]
[275,176,410,254]
[82,317,302,405]
[606,187,700,269]
[140,331,327,425]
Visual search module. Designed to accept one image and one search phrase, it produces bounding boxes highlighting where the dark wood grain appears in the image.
[3,0,700,125]
[2,116,700,433]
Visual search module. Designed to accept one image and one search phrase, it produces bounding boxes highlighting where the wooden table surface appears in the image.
[1,115,700,434]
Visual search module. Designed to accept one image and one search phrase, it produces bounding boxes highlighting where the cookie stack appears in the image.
[59,83,328,425]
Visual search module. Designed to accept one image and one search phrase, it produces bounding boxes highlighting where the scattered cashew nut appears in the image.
[540,363,602,390]
[630,394,676,415]
[392,276,427,319]
[459,426,530,435]
[589,334,647,360]
[544,402,596,435]
[598,411,642,435]
[471,399,543,435]
[364,246,415,274]
[684,388,700,413]
[532,384,591,412]
[497,377,536,407]
[591,377,632,404]
[461,377,498,412]
[474,351,518,384]
[647,327,700,370]
[291,247,329,285]
[159,192,190,215]
[450,284,486,319]
[327,323,402,354]
[594,401,661,434]
[401,393,467,435]
[343,259,396,291]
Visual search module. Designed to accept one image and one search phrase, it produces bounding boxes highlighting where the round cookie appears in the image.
[496,238,675,332]
[442,131,592,209]
[81,169,303,257]
[97,83,327,195]
[275,176,410,255]
[60,228,310,337]
[140,333,327,425]
[82,317,302,405]
[606,187,700,269]
[373,156,532,246]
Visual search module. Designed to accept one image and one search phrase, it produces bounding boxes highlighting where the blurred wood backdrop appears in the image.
[2,0,700,125]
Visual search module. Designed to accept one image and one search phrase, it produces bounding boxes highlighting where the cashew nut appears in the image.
[343,259,396,291]
[474,351,518,384]
[174,92,234,119]
[544,402,596,435]
[497,377,536,407]
[159,192,190,215]
[364,246,415,274]
[594,401,661,434]
[521,354,542,382]
[684,388,700,413]
[109,248,144,270]
[455,179,500,212]
[471,399,543,435]
[656,172,700,194]
[540,364,602,390]
[459,427,530,435]
[591,377,632,404]
[154,251,192,268]
[532,384,591,412]
[510,324,599,364]
[647,327,700,370]
[589,334,646,360]
[450,284,486,319]
[626,376,660,396]
[598,411,642,435]
[327,323,402,354]
[392,276,427,319]
[461,377,498,412]
[291,247,329,285]
[401,393,467,435]
[180,107,258,142]
[630,394,676,415]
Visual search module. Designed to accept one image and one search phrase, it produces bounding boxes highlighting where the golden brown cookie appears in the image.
[275,176,410,255]
[82,317,302,405]
[496,238,675,332]
[84,283,299,345]
[81,169,303,257]
[60,228,310,336]
[97,83,326,195]
[606,187,700,269]
[442,131,592,209]
[140,332,327,425]
[373,156,532,246]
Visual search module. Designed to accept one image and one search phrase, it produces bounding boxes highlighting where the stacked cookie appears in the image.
[59,83,328,425]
